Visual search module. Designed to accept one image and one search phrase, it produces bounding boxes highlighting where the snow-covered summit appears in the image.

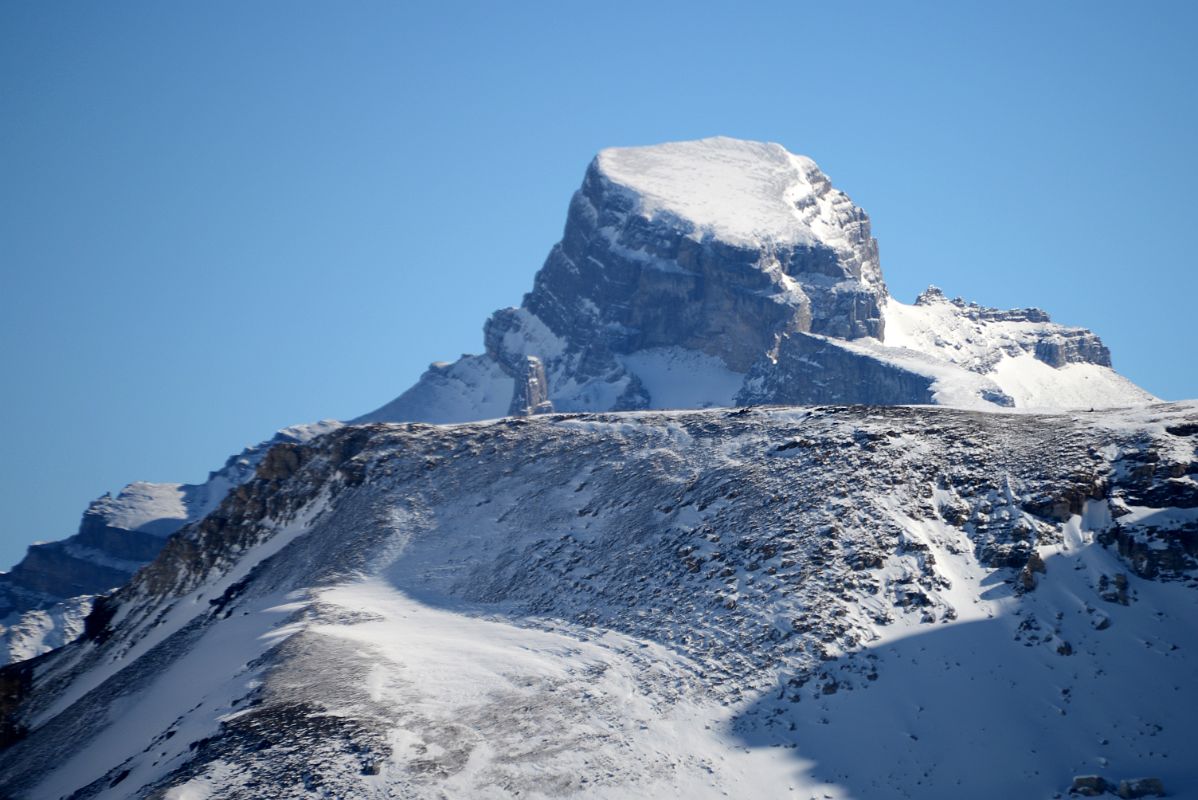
[596,137,878,276]
[87,483,189,536]
[360,137,1153,423]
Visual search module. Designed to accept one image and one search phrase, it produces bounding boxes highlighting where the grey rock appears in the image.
[736,332,934,406]
[1117,777,1166,798]
[509,356,553,417]
[1098,573,1131,605]
[914,286,1113,368]
[915,285,1050,323]
[1035,332,1112,368]
[1070,775,1111,796]
[524,154,884,370]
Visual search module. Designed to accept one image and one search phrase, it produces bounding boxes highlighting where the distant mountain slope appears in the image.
[0,402,1193,798]
[0,422,339,665]
[359,137,1154,423]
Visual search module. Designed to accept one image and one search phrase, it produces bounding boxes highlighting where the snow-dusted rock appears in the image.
[0,421,340,665]
[361,138,1153,422]
[507,355,553,416]
[0,595,93,666]
[737,331,936,406]
[2,402,1195,798]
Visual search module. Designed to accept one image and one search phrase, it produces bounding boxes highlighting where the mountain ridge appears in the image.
[1,401,1194,797]
[0,422,339,665]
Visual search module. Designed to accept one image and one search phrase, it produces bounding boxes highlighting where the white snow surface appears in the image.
[596,137,861,252]
[355,355,514,425]
[90,419,343,536]
[989,354,1157,409]
[306,581,804,799]
[496,306,567,362]
[873,296,1158,410]
[91,482,189,534]
[0,595,93,664]
[620,347,744,410]
[883,294,1052,372]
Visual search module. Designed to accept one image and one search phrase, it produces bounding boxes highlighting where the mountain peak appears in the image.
[358,139,1153,424]
[595,137,826,246]
[592,137,883,291]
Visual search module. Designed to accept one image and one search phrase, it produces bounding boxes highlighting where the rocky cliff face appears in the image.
[358,137,1152,424]
[0,422,339,665]
[1,402,1194,798]
[737,331,936,406]
[522,140,886,364]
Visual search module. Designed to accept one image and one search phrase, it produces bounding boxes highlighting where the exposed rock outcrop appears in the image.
[1070,775,1111,796]
[358,138,1153,423]
[737,332,935,406]
[508,356,553,416]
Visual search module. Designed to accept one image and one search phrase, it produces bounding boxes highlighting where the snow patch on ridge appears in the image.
[91,483,189,534]
[989,355,1157,409]
[877,296,1157,410]
[620,347,744,410]
[33,490,332,730]
[356,356,514,425]
[597,137,859,254]
[303,580,805,798]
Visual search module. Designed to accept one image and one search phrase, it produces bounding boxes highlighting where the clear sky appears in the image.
[1,1,1195,568]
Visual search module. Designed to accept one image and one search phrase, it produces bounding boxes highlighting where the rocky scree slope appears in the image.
[0,402,1195,798]
[359,137,1153,424]
[0,422,339,666]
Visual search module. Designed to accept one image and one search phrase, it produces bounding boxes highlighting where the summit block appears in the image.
[360,137,1152,423]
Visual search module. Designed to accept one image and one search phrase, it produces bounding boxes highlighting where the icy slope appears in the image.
[361,138,1153,422]
[1,402,1195,798]
[0,421,340,666]
[877,289,1158,409]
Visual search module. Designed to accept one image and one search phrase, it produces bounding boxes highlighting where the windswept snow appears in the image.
[596,137,864,254]
[356,356,514,425]
[873,296,1157,410]
[620,347,744,409]
[989,354,1157,409]
[304,581,805,799]
[91,483,189,534]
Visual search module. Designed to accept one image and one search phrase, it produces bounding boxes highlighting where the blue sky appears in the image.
[1,1,1195,567]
